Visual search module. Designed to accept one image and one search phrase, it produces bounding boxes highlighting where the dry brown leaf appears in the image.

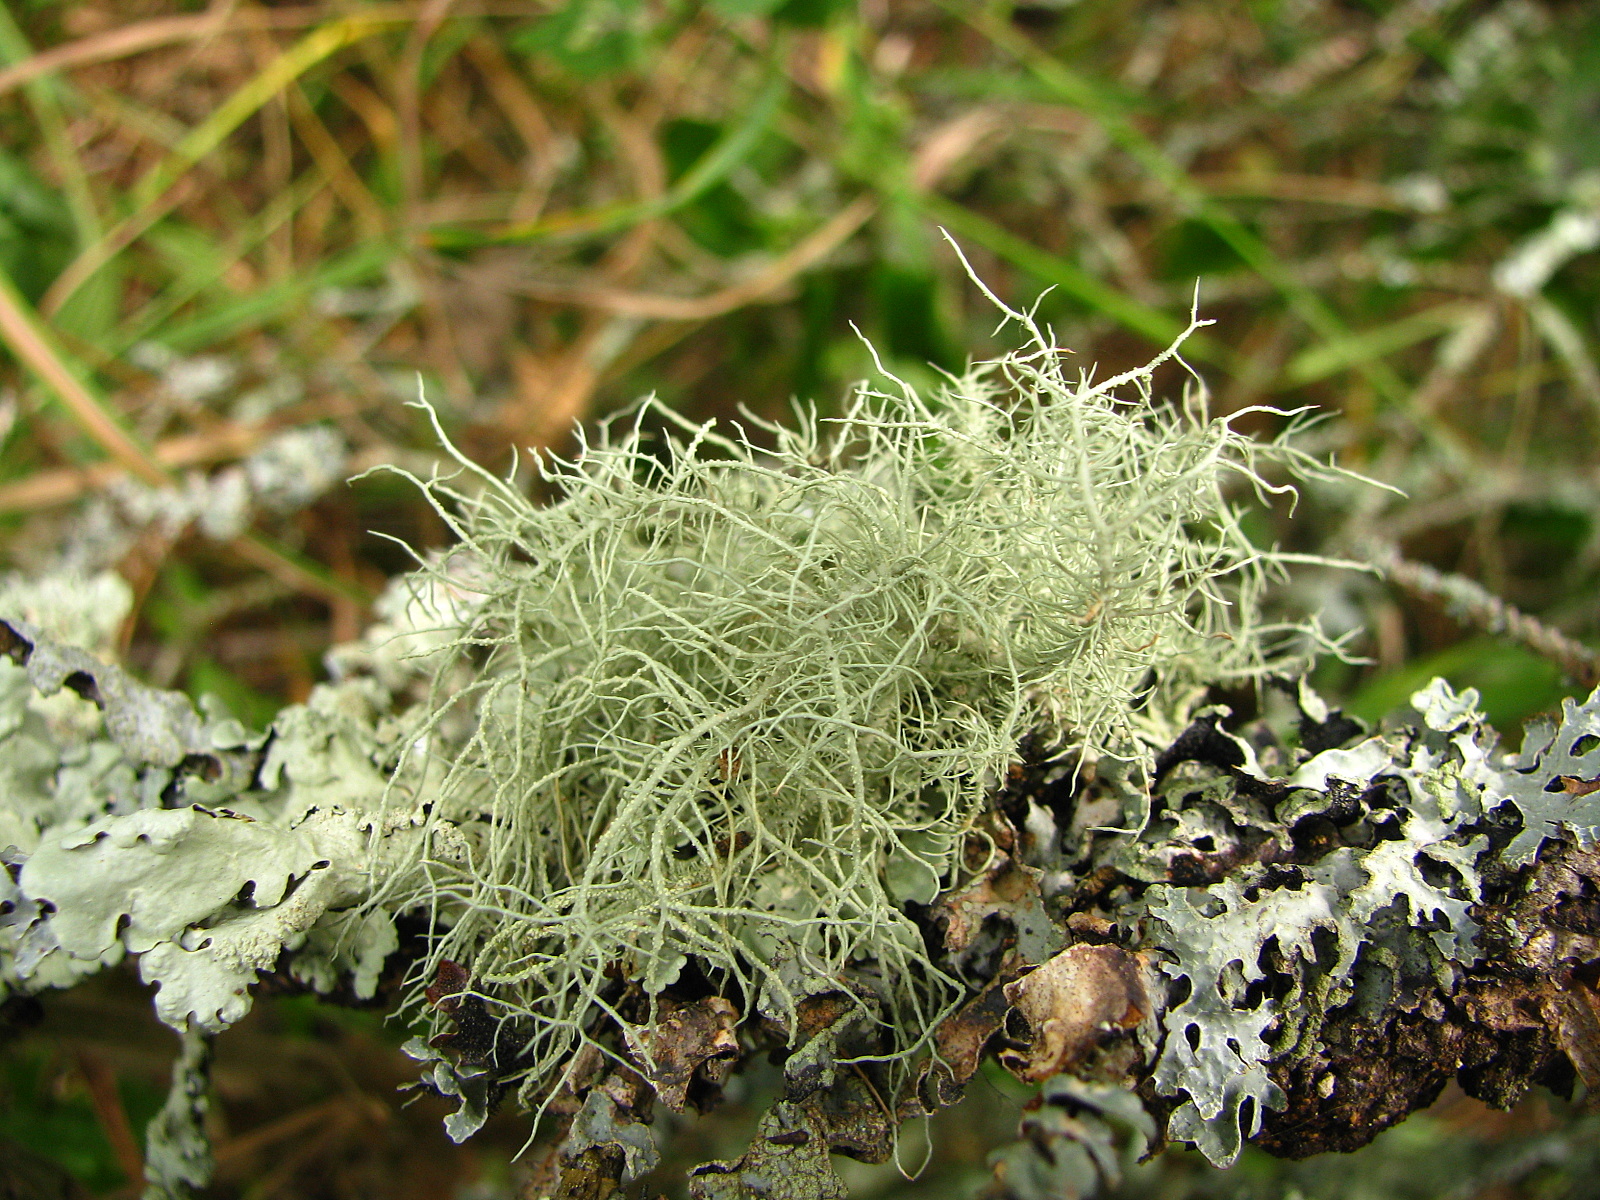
[999,945,1151,1085]
[911,974,1014,1112]
[624,997,740,1112]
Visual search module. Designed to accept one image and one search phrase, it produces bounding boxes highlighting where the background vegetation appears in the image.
[1,0,1597,1196]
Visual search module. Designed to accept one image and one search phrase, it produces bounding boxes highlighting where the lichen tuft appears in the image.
[381,289,1346,1112]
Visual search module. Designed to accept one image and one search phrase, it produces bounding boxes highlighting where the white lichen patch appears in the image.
[0,568,131,657]
[382,290,1347,1109]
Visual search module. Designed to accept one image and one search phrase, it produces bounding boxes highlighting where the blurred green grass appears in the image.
[2,1045,163,1193]
[2,0,1598,1196]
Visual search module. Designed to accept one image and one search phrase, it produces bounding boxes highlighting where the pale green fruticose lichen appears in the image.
[376,289,1351,1115]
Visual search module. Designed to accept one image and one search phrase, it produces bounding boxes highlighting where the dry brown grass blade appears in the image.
[0,271,169,488]
[0,2,534,97]
[38,12,403,320]
[515,196,878,321]
[0,9,248,98]
[462,34,554,152]
[396,0,462,232]
[0,422,274,513]
[463,49,561,222]
[287,81,389,239]
[0,379,387,514]
[329,72,399,149]
[75,1049,145,1190]
[507,103,998,322]
[909,106,1007,191]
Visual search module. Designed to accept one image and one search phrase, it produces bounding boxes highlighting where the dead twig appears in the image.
[1370,542,1600,687]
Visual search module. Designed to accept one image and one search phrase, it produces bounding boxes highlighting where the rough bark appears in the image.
[533,680,1600,1199]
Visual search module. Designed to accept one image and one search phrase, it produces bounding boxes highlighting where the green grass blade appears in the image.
[427,71,788,249]
[0,2,101,242]
[943,2,1405,402]
[44,14,400,318]
[919,193,1236,366]
[132,15,398,212]
[1286,302,1477,386]
[157,239,395,352]
[117,174,324,353]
